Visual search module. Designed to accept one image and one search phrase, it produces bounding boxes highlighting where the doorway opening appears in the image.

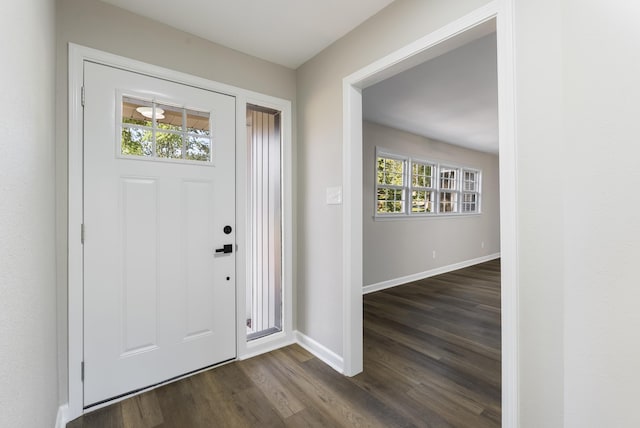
[342,3,517,425]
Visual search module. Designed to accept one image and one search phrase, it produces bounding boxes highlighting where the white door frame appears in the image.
[341,1,518,426]
[67,44,294,420]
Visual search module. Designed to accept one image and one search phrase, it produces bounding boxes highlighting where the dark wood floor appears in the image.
[68,259,501,427]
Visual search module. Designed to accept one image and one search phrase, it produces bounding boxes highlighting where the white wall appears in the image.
[55,0,297,405]
[362,121,500,286]
[0,0,59,427]
[561,1,640,427]
[515,0,640,426]
[296,0,492,361]
[513,0,565,425]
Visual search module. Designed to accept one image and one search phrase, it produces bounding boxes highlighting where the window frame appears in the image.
[409,158,437,214]
[461,168,482,213]
[374,147,482,218]
[116,91,215,166]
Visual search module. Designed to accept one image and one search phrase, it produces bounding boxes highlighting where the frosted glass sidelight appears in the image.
[246,105,283,341]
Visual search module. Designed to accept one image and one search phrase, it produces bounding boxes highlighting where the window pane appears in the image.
[377,188,404,213]
[121,126,152,157]
[186,109,210,135]
[156,131,183,159]
[462,193,478,212]
[440,191,458,213]
[186,136,211,161]
[463,170,477,191]
[412,190,433,213]
[440,168,458,190]
[462,202,477,213]
[412,163,432,188]
[377,157,404,186]
[122,97,153,127]
[156,103,183,132]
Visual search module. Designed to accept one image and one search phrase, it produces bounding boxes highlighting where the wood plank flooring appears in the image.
[67,259,501,427]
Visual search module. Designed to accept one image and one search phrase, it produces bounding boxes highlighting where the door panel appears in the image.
[83,62,236,406]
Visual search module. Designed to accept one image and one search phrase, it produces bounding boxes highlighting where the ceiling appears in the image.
[99,0,395,69]
[363,33,498,154]
[99,0,496,153]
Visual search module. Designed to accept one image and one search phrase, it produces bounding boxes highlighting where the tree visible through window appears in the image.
[121,96,212,163]
[376,156,406,213]
[411,161,435,213]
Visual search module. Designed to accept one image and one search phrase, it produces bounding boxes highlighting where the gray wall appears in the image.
[0,0,59,427]
[296,0,492,364]
[362,121,500,286]
[55,0,297,404]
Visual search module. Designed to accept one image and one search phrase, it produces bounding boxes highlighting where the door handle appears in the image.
[215,244,233,254]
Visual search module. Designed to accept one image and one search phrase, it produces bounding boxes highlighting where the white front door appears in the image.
[83,62,236,406]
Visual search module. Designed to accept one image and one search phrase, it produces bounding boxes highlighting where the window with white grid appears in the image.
[461,169,480,213]
[410,161,436,213]
[439,166,459,213]
[374,148,481,217]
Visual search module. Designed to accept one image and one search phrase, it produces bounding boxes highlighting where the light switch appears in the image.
[326,186,342,205]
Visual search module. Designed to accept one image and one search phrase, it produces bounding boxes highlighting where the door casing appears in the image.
[67,44,294,420]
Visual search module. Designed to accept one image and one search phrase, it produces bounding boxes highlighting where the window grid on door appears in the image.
[120,96,212,163]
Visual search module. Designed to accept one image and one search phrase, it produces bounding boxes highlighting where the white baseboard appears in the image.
[294,331,344,374]
[363,253,501,295]
[55,404,69,428]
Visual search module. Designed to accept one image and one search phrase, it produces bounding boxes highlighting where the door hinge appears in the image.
[81,361,85,382]
[81,224,85,244]
[81,86,85,107]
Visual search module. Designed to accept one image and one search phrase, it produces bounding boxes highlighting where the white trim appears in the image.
[294,331,345,374]
[239,332,296,361]
[363,253,501,295]
[67,43,84,420]
[55,404,69,428]
[236,95,294,361]
[342,1,519,426]
[67,43,294,421]
[342,81,364,376]
[496,0,519,426]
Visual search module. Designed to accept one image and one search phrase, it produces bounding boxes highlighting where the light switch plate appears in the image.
[326,186,342,205]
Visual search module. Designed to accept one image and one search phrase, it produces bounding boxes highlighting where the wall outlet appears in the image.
[481,241,485,249]
[432,250,436,259]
